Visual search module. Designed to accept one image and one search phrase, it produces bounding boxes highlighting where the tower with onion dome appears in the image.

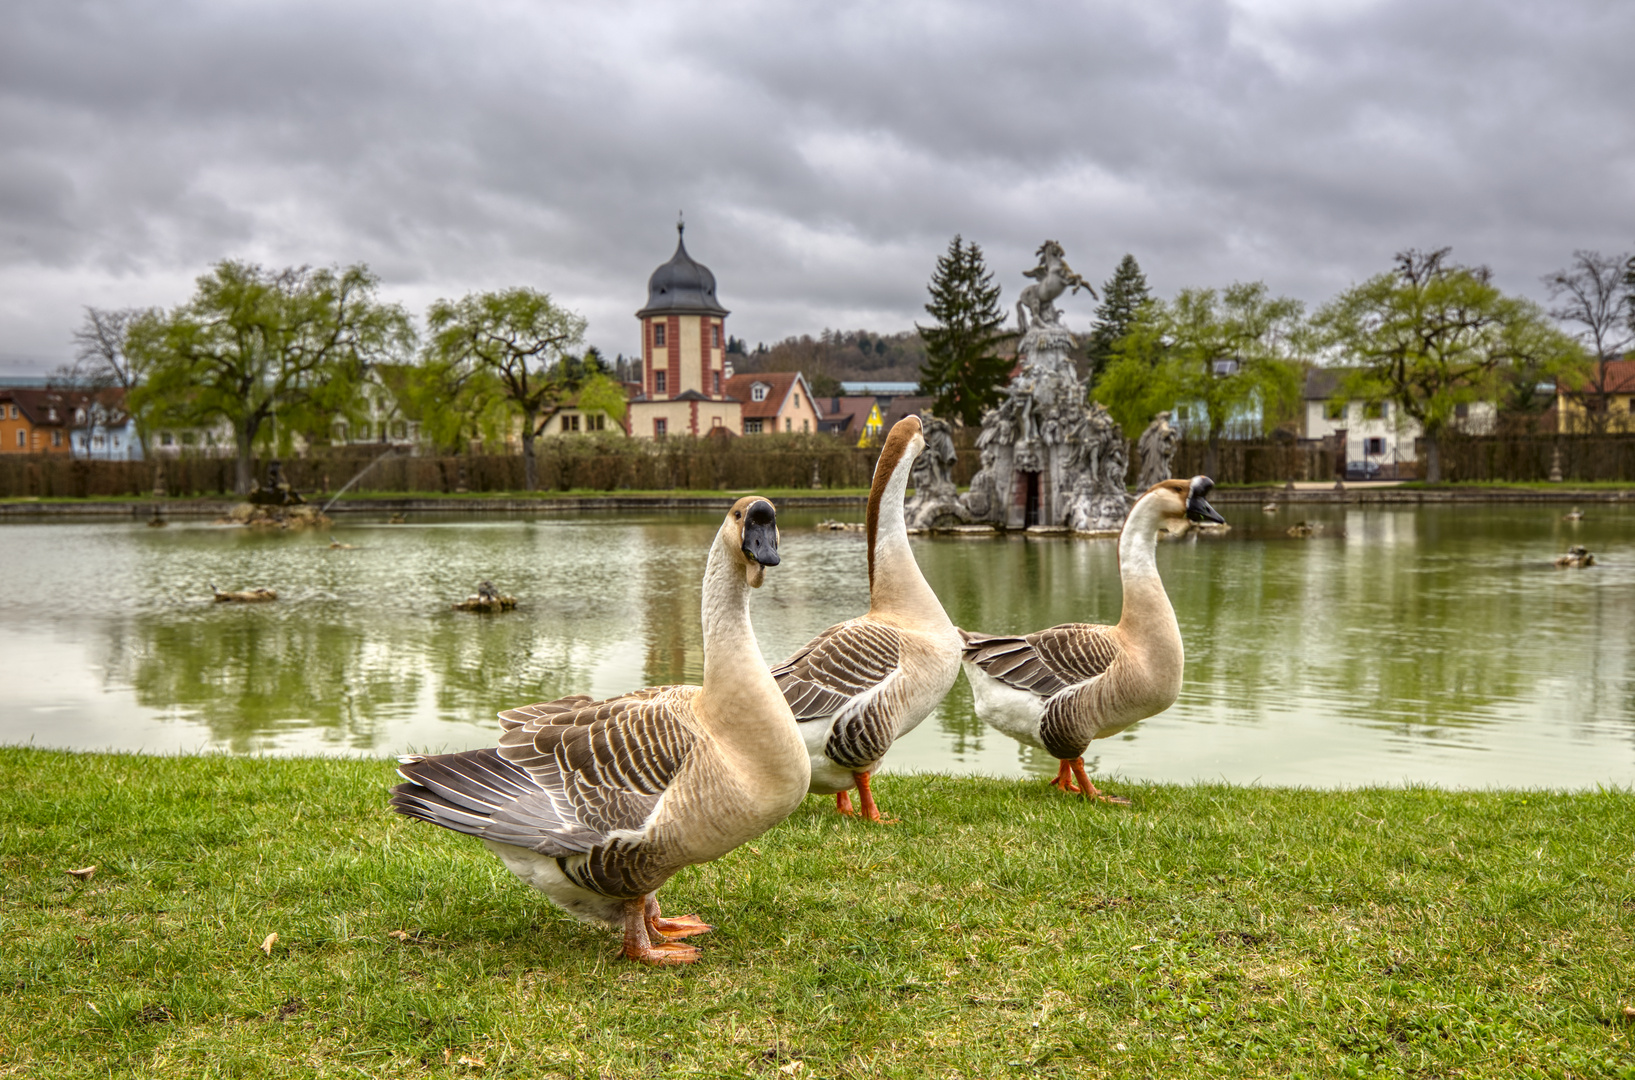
[626,220,740,438]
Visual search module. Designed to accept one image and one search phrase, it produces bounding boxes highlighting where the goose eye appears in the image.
[734,511,742,520]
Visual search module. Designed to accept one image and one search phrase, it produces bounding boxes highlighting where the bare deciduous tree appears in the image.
[1542,250,1634,410]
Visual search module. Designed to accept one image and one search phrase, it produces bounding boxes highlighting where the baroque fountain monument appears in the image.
[905,240,1138,535]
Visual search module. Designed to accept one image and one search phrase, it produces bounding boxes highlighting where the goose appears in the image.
[1287,521,1315,538]
[1261,502,1278,514]
[1563,507,1584,522]
[1554,545,1595,568]
[390,497,807,966]
[960,477,1225,804]
[771,416,963,823]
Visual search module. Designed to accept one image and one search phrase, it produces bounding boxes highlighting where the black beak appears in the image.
[740,500,780,567]
[1185,477,1226,525]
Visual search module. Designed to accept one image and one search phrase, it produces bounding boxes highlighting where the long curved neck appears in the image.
[868,451,950,628]
[1115,492,1179,644]
[699,532,765,706]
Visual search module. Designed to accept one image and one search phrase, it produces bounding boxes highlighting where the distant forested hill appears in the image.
[727,330,929,395]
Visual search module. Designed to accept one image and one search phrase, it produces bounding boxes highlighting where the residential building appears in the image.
[1554,356,1634,433]
[625,224,740,438]
[1302,368,1496,476]
[0,387,75,454]
[67,388,143,461]
[817,396,885,443]
[723,371,822,434]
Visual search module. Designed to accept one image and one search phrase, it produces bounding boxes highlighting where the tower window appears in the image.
[653,323,666,347]
[655,371,667,394]
[654,418,667,439]
[713,371,720,395]
[711,326,721,348]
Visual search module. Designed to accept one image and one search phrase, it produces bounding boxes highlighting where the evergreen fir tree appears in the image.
[1085,254,1153,386]
[916,235,1009,427]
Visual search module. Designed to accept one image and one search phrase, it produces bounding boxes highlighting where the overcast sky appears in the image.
[2,0,1631,374]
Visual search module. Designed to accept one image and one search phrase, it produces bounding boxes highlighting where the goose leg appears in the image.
[621,897,701,965]
[835,790,856,816]
[645,894,714,940]
[1049,759,1083,793]
[853,771,899,825]
[1069,758,1130,806]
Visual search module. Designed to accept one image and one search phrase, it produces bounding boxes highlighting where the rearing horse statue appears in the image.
[1016,240,1096,332]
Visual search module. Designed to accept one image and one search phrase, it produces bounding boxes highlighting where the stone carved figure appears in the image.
[909,416,959,501]
[903,414,970,531]
[1136,411,1179,491]
[902,237,1140,535]
[248,459,305,507]
[1016,240,1096,333]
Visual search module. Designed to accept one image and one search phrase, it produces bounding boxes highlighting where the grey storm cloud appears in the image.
[1,0,1632,371]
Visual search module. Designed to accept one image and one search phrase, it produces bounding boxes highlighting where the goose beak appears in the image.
[740,500,780,569]
[1185,477,1226,525]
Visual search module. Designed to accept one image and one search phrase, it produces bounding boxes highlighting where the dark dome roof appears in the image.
[636,226,729,318]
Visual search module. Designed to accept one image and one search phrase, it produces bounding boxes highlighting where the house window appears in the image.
[160,432,174,446]
[711,326,720,348]
[590,413,605,431]
[1323,400,1345,421]
[654,418,667,439]
[751,383,768,402]
[15,431,23,448]
[785,417,792,432]
[1364,437,1385,456]
[52,430,63,447]
[802,419,809,433]
[7,405,15,418]
[794,391,801,408]
[1174,406,1188,421]
[653,323,666,347]
[1454,403,1469,419]
[1363,402,1385,420]
[712,415,723,427]
[745,418,763,434]
[92,435,105,449]
[562,414,580,432]
[655,371,667,394]
[713,371,720,396]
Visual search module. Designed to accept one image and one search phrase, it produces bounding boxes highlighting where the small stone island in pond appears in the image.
[453,581,516,612]
[212,585,277,603]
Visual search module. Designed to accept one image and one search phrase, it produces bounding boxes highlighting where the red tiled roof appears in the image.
[818,396,878,431]
[722,371,808,420]
[1560,357,1635,395]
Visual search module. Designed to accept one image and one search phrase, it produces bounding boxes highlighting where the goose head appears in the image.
[726,496,781,588]
[1146,475,1226,534]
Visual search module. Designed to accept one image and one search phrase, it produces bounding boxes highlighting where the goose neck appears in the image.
[699,535,761,695]
[868,450,948,627]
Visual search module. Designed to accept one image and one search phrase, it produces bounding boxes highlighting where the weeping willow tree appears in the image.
[127,261,413,493]
[423,288,624,489]
[1095,281,1308,479]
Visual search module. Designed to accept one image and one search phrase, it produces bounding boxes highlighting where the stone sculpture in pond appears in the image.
[904,240,1138,535]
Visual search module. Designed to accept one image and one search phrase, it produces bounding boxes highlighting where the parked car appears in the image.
[1346,460,1382,480]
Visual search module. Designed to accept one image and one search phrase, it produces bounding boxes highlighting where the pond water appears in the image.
[1,503,1632,789]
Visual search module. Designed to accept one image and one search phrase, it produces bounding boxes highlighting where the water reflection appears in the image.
[0,504,1631,788]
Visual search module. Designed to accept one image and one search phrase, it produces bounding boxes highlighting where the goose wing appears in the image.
[771,620,903,722]
[391,687,700,857]
[495,687,701,843]
[961,623,1121,697]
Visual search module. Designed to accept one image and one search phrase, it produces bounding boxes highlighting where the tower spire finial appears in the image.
[677,211,685,238]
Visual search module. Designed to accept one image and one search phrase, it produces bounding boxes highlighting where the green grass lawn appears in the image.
[2,749,1632,1078]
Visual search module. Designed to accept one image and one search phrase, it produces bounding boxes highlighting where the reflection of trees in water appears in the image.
[636,521,709,687]
[105,609,421,752]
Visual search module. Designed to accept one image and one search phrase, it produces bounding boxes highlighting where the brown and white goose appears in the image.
[772,416,963,823]
[961,477,1225,804]
[390,497,808,966]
